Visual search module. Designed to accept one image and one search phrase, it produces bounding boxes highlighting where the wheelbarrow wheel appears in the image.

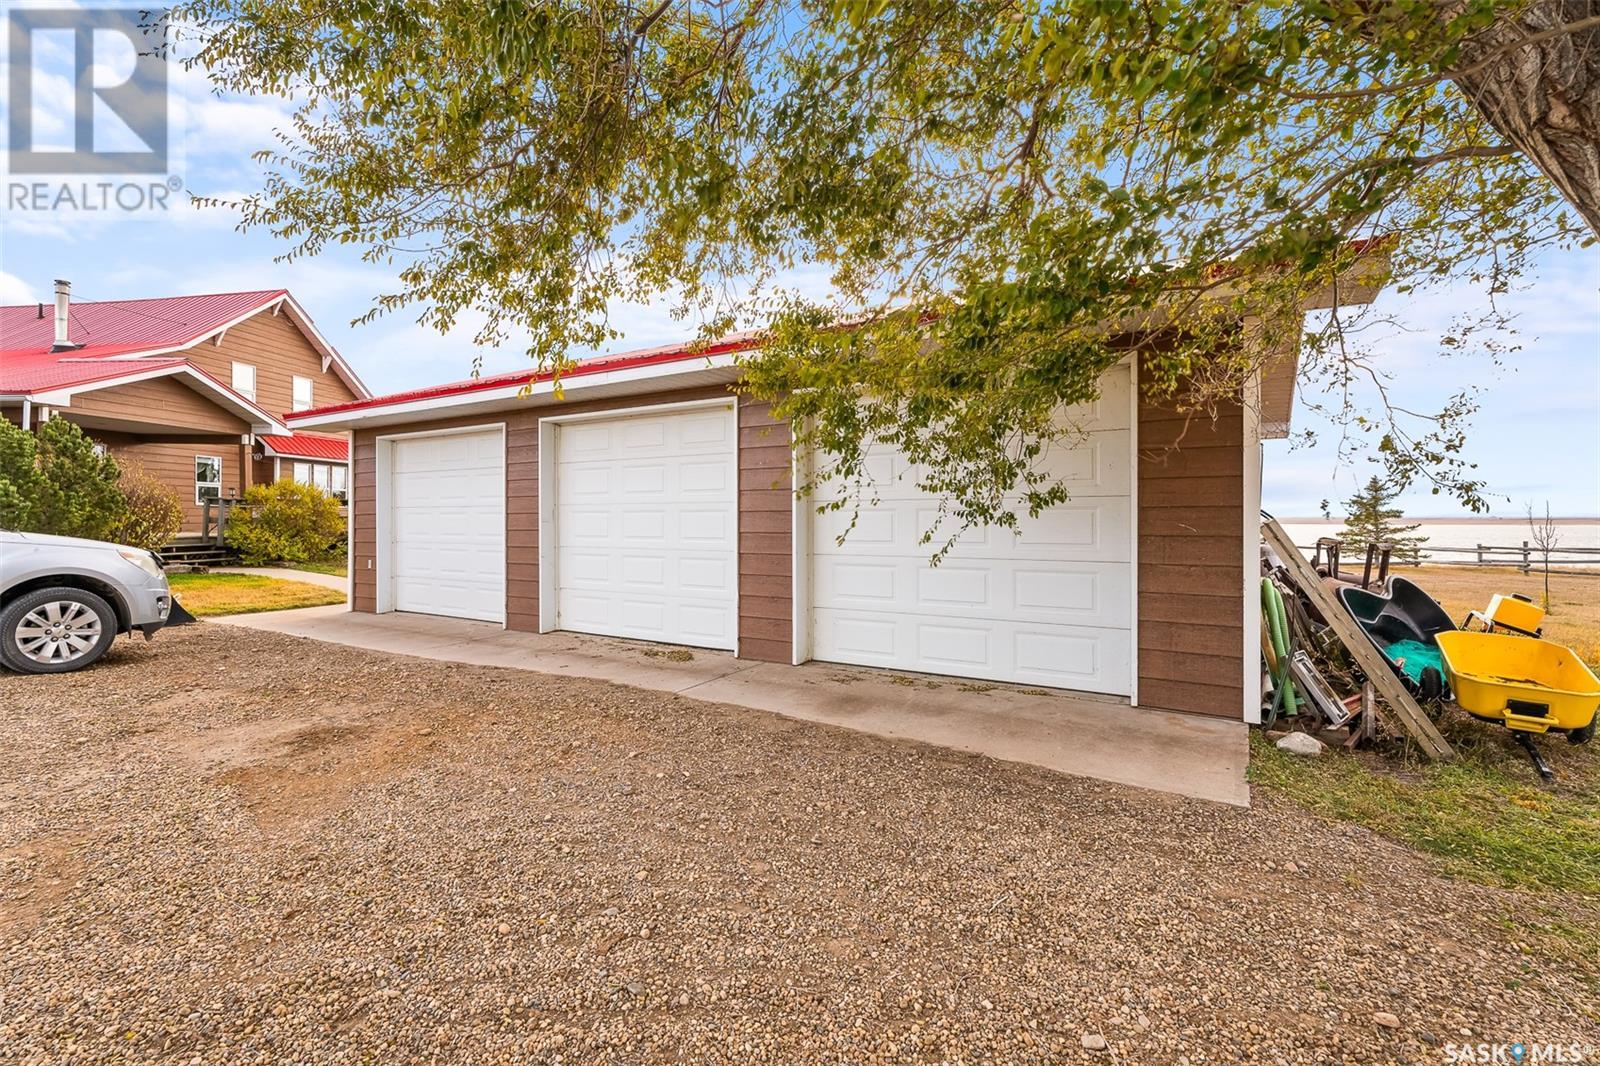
[1567,717,1597,746]
[1417,666,1445,703]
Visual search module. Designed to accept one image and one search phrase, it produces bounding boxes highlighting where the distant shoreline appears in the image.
[1279,517,1598,525]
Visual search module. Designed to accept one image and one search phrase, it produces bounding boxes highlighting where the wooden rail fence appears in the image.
[1297,542,1600,571]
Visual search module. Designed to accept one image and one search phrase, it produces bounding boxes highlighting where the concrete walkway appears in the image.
[210,567,348,594]
[213,606,1250,806]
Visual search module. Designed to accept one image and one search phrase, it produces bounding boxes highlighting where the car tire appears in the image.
[0,586,118,674]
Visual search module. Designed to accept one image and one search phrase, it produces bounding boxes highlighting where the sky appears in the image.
[2,11,1596,520]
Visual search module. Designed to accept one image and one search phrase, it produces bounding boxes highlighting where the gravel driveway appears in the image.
[2,625,1595,1063]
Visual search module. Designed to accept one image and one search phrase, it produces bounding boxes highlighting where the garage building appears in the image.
[286,328,1312,724]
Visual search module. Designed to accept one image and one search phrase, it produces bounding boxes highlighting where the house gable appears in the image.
[183,306,361,422]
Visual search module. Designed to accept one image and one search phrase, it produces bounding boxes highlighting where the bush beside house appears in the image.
[225,480,345,565]
[105,463,186,553]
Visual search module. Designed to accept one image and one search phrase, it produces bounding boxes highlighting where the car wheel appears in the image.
[0,587,117,674]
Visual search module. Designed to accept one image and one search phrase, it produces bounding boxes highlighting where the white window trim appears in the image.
[195,454,223,506]
[231,361,257,401]
[288,460,348,500]
[291,375,314,412]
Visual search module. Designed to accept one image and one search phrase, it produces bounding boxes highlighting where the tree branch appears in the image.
[1284,13,1600,102]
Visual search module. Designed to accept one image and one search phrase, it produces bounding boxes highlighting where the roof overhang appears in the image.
[258,434,350,461]
[287,349,746,432]
[1258,247,1391,439]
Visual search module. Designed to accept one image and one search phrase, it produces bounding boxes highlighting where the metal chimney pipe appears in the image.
[51,279,76,351]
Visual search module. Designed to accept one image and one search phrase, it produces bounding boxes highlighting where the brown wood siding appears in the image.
[69,375,251,435]
[93,434,244,533]
[184,306,361,422]
[737,397,793,663]
[1137,391,1245,720]
[351,433,377,612]
[349,385,737,633]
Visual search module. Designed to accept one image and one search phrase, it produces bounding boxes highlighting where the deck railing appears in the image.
[200,498,238,547]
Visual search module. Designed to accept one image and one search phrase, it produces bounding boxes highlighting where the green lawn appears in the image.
[1250,724,1600,895]
[168,573,346,617]
[285,556,349,578]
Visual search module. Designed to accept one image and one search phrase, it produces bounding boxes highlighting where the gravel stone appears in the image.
[0,624,1594,1063]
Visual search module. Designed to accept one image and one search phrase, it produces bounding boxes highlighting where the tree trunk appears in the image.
[1449,0,1600,238]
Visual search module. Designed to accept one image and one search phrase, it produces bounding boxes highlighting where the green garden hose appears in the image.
[1261,578,1300,716]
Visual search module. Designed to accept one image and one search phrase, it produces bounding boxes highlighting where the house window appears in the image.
[292,376,313,411]
[195,455,222,505]
[291,461,347,502]
[231,362,256,401]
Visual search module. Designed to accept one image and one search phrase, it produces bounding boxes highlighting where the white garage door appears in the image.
[389,428,506,622]
[811,365,1133,694]
[553,404,737,649]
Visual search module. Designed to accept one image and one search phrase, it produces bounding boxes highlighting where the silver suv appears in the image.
[0,530,188,674]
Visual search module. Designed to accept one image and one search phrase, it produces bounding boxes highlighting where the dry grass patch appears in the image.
[167,572,345,616]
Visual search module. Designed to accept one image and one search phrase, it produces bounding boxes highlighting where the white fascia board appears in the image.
[287,351,744,431]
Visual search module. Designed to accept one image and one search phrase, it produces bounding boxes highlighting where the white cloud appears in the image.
[0,271,37,304]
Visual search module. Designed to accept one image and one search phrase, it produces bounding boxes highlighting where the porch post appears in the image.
[239,434,253,494]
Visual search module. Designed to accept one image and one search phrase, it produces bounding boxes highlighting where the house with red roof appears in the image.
[1,282,369,537]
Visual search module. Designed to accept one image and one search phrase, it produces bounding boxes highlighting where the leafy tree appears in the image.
[1338,476,1428,563]
[105,462,186,552]
[226,480,346,564]
[178,0,1597,548]
[0,418,125,541]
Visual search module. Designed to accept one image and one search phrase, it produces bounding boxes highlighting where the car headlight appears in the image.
[118,548,164,579]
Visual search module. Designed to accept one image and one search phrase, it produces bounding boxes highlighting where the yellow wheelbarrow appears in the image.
[1434,630,1600,781]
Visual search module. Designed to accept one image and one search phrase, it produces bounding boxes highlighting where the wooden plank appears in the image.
[736,636,791,663]
[1137,678,1242,718]
[1261,515,1453,761]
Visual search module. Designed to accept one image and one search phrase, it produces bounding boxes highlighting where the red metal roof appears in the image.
[257,433,349,461]
[0,290,288,394]
[0,352,190,393]
[287,330,759,421]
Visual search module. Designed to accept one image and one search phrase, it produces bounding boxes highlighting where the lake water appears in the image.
[1277,517,1600,566]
